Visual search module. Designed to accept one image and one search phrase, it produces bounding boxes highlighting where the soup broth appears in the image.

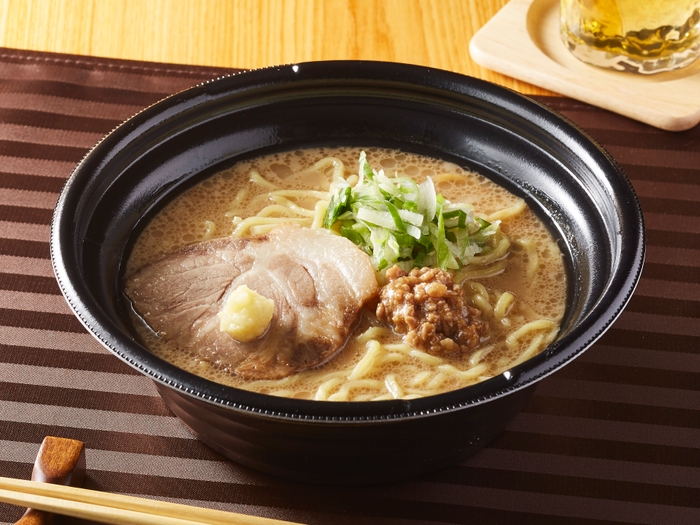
[126,147,567,401]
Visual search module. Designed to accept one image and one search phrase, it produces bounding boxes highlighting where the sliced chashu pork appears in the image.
[124,224,378,380]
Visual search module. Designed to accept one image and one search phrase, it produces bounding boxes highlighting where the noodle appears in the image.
[505,319,558,349]
[470,230,511,266]
[232,216,311,236]
[485,198,527,222]
[267,196,317,217]
[201,220,216,239]
[311,200,329,229]
[514,238,539,280]
[327,379,384,401]
[384,374,404,399]
[249,170,279,189]
[454,259,508,282]
[468,344,494,366]
[225,187,249,216]
[494,291,515,321]
[255,204,307,218]
[348,340,382,380]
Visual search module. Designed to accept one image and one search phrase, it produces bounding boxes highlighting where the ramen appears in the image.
[125,147,567,401]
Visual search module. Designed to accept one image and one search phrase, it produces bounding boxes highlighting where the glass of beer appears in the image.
[560,0,700,74]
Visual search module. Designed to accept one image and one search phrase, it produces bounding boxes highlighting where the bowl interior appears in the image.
[51,61,644,420]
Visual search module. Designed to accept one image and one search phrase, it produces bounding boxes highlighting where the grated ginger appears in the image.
[218,285,275,342]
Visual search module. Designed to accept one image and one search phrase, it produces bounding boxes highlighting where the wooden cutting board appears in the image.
[469,0,700,131]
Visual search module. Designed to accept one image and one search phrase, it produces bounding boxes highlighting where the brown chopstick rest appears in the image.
[15,437,86,525]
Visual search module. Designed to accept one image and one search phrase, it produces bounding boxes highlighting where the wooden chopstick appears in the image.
[0,476,304,525]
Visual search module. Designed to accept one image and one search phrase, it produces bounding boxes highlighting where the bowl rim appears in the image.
[50,60,646,422]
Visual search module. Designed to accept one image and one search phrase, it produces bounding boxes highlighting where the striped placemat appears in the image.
[0,48,698,525]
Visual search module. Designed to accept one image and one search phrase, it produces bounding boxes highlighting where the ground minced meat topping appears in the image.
[376,265,489,357]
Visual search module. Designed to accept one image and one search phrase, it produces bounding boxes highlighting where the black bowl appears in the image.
[50,61,644,484]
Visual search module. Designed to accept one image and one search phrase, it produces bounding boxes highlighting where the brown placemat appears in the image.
[0,47,698,525]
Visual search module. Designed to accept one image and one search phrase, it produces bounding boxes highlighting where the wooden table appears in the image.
[0,0,554,95]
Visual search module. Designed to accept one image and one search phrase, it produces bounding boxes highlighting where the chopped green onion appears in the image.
[417,179,437,222]
[322,152,501,273]
[357,208,398,230]
[323,184,351,229]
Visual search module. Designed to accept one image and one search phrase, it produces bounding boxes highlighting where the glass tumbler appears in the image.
[560,0,700,74]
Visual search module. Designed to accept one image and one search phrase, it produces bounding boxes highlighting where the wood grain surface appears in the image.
[0,0,553,95]
[470,0,700,130]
